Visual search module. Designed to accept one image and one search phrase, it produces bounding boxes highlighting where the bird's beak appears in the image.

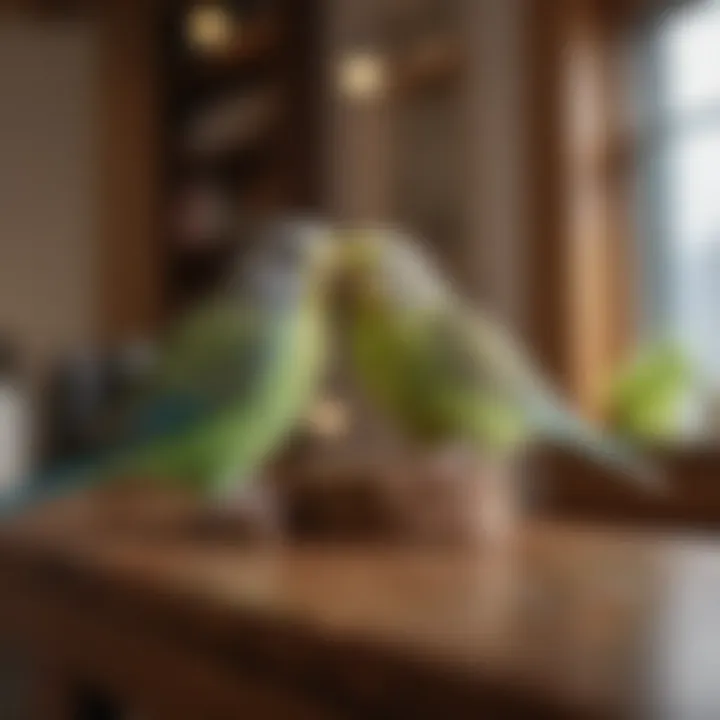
[337,229,380,281]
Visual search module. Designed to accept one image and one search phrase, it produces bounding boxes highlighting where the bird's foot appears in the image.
[204,474,285,541]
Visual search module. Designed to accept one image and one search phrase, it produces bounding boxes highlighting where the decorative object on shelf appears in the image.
[335,0,389,104]
[184,2,236,56]
[336,52,387,102]
[184,85,280,158]
[182,1,281,68]
[172,180,233,249]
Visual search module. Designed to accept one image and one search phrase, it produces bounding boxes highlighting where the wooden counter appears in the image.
[0,487,718,718]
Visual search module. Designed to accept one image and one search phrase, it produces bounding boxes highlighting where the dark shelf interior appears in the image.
[160,0,322,313]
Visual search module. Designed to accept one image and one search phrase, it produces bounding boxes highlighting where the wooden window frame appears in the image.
[527,0,634,419]
[527,0,720,529]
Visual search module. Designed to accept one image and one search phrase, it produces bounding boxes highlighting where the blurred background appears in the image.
[3,2,720,718]
[0,0,718,491]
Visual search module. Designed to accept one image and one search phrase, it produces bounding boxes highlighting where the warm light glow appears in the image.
[336,52,387,101]
[185,4,235,55]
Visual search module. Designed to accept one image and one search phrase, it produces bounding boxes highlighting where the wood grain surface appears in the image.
[0,486,718,718]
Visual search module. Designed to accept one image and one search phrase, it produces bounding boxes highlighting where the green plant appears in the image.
[605,342,693,442]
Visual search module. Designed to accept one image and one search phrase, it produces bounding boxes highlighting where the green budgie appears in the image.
[341,228,654,487]
[606,342,692,441]
[2,217,338,516]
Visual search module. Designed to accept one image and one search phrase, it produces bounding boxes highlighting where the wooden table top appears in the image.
[1,487,719,719]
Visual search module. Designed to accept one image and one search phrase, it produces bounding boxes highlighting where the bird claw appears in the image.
[207,474,285,540]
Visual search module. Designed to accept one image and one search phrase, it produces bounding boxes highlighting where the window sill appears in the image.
[536,443,720,531]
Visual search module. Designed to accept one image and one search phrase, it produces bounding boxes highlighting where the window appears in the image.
[640,0,720,378]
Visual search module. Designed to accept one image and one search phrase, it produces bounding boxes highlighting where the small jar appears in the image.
[0,340,30,494]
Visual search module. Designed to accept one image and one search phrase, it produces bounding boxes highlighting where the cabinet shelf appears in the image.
[161,0,321,312]
[392,36,465,95]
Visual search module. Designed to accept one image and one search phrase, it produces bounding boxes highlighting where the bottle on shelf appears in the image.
[0,338,31,495]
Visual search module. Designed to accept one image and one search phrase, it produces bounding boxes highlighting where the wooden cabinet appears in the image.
[1,486,720,718]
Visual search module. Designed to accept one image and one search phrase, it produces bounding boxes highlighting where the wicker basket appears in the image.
[282,448,519,547]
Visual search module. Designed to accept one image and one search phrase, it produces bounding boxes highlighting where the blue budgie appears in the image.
[2,217,339,516]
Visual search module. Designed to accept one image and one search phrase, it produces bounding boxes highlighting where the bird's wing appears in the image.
[445,306,657,486]
[111,299,274,449]
[404,307,528,449]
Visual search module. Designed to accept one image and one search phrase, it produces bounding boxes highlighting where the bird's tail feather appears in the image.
[533,399,661,491]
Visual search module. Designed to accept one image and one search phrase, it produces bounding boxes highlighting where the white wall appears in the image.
[0,19,97,382]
